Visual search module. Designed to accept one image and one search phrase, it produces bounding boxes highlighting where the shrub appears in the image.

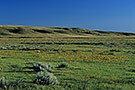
[128,77,135,83]
[58,62,68,68]
[0,77,8,89]
[33,71,59,85]
[35,50,41,53]
[33,62,53,72]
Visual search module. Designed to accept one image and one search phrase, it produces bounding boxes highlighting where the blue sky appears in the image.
[0,0,135,32]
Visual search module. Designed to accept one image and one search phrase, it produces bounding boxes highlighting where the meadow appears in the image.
[0,26,135,90]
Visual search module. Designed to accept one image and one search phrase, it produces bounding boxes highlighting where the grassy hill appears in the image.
[0,25,135,37]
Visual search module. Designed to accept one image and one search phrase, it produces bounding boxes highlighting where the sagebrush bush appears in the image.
[33,71,59,85]
[128,77,135,83]
[0,77,8,89]
[33,62,53,72]
[35,50,41,53]
[58,62,68,68]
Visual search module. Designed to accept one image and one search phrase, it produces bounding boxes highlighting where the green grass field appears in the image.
[0,25,135,90]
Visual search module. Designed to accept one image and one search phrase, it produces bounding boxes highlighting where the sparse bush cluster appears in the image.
[33,62,59,85]
[33,62,68,85]
[0,76,26,89]
[0,61,68,89]
[0,45,44,50]
[0,45,26,50]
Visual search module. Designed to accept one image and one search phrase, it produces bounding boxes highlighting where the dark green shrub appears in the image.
[128,77,135,83]
[0,77,8,89]
[33,71,59,85]
[58,62,68,68]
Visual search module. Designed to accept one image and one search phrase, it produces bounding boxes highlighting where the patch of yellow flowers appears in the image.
[31,51,125,63]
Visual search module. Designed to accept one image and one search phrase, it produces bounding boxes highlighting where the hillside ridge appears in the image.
[0,25,135,37]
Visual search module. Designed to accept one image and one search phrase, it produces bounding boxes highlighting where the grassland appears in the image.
[0,25,135,90]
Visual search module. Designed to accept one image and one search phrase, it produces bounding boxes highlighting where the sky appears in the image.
[0,0,135,32]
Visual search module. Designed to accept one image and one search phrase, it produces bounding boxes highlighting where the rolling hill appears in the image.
[0,25,135,37]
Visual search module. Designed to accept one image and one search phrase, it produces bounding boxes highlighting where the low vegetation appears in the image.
[0,25,135,89]
[33,71,59,85]
[33,62,53,72]
[57,62,68,68]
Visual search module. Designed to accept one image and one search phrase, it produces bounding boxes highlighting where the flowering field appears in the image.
[0,36,135,90]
